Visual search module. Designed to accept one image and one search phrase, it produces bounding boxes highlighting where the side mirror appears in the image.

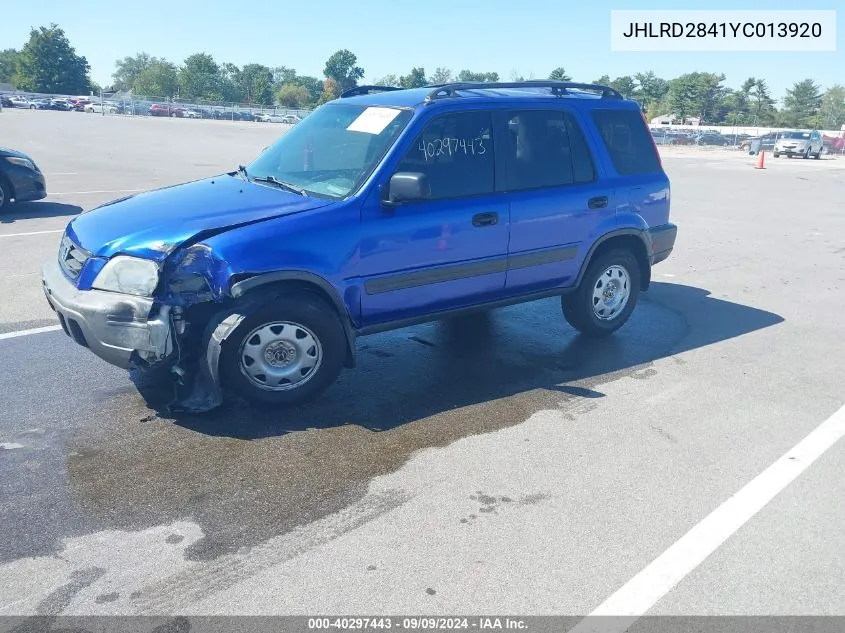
[383,172,430,207]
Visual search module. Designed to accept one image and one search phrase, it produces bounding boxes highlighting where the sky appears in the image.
[1,0,842,103]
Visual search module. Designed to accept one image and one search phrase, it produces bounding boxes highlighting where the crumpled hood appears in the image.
[67,174,334,262]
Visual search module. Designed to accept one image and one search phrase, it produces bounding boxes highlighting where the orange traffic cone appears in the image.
[755,151,766,169]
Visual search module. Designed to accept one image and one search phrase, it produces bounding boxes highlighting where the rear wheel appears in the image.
[773,152,780,158]
[219,293,347,406]
[562,249,641,338]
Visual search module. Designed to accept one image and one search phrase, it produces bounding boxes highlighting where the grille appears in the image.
[58,233,91,281]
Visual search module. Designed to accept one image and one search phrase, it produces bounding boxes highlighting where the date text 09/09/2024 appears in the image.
[622,22,823,38]
[307,617,528,630]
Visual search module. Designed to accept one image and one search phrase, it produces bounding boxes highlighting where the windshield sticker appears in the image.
[346,107,402,134]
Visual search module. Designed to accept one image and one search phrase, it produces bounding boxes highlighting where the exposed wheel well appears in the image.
[586,234,651,291]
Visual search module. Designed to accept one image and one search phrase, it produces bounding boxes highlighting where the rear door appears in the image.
[589,106,670,229]
[497,106,609,293]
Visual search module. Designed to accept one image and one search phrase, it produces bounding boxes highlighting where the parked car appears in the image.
[84,102,119,114]
[150,103,184,117]
[257,113,293,123]
[0,95,13,108]
[693,133,731,146]
[279,114,302,124]
[0,147,47,212]
[47,99,75,111]
[183,109,202,119]
[773,130,824,159]
[40,81,677,412]
[8,96,36,108]
[739,132,782,154]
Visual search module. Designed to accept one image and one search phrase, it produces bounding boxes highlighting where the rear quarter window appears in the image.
[591,109,662,175]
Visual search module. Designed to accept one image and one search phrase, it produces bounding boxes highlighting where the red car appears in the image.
[150,103,184,117]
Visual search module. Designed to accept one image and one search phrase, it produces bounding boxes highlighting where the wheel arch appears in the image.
[229,271,357,368]
[575,229,652,291]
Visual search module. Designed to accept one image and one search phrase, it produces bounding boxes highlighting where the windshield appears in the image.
[247,103,413,199]
[785,132,811,139]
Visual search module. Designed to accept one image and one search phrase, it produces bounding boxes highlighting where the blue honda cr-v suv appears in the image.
[41,81,677,411]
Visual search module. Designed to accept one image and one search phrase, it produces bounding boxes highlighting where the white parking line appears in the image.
[570,403,845,632]
[0,229,63,238]
[0,325,62,341]
[49,189,145,196]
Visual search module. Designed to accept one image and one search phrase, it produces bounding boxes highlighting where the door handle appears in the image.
[472,212,498,227]
[588,196,609,209]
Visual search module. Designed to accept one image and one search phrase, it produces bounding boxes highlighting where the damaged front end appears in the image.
[129,242,244,414]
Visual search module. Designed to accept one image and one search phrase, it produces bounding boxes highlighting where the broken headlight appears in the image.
[92,256,160,296]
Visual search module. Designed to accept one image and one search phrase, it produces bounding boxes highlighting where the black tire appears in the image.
[814,150,821,160]
[219,293,347,406]
[562,249,641,338]
[773,152,780,158]
[0,176,12,212]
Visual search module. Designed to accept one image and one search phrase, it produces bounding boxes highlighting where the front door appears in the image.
[357,109,509,326]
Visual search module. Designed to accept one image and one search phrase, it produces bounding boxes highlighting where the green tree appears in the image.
[272,66,297,85]
[319,78,340,103]
[599,75,636,97]
[238,63,274,104]
[666,72,726,122]
[548,67,571,81]
[749,79,775,125]
[456,70,498,82]
[323,49,364,92]
[218,62,244,102]
[0,49,20,85]
[133,60,179,98]
[293,75,323,105]
[14,24,91,94]
[399,67,427,89]
[178,53,221,100]
[782,79,823,128]
[277,83,311,108]
[429,67,452,84]
[634,71,669,115]
[374,74,399,87]
[113,53,156,91]
[818,85,845,130]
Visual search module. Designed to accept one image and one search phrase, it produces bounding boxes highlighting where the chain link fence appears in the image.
[1,89,313,122]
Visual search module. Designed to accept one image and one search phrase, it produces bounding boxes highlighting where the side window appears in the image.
[591,108,662,175]
[503,109,596,191]
[394,110,494,199]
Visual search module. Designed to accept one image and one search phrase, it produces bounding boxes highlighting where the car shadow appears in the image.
[0,201,82,223]
[161,282,784,440]
[53,281,786,564]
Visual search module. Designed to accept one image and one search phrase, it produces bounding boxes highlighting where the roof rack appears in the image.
[339,85,403,99]
[424,81,623,103]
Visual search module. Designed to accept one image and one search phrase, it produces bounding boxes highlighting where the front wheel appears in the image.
[773,152,780,158]
[562,250,641,338]
[219,293,347,406]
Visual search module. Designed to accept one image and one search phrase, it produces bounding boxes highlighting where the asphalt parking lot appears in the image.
[1,109,845,620]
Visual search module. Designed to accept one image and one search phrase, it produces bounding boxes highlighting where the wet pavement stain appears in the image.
[0,284,784,564]
[94,592,119,603]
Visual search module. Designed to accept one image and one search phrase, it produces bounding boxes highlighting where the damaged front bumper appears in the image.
[41,257,173,369]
